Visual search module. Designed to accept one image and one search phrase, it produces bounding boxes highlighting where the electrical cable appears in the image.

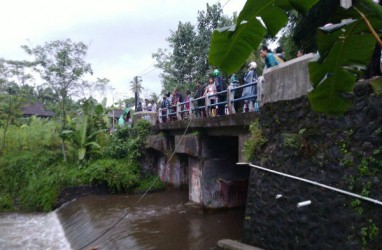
[141,68,156,77]
[77,116,194,250]
[136,62,156,77]
[237,162,382,206]
[222,0,232,8]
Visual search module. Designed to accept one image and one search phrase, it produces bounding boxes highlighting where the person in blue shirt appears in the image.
[260,45,280,69]
[242,62,258,112]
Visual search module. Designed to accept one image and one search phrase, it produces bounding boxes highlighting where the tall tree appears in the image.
[22,39,93,161]
[194,3,232,77]
[130,76,144,110]
[153,21,196,92]
[290,0,339,53]
[0,59,35,151]
[153,3,233,93]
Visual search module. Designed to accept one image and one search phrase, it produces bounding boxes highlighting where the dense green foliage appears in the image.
[22,39,110,161]
[243,120,267,162]
[209,0,382,113]
[83,159,139,193]
[0,108,157,212]
[153,3,233,93]
[0,39,164,212]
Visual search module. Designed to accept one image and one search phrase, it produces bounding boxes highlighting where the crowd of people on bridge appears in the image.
[157,45,305,122]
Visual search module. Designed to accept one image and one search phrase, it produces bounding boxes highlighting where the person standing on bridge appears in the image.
[204,77,217,117]
[260,45,280,69]
[242,62,258,112]
[296,49,305,58]
[160,95,170,122]
[213,69,226,116]
[195,81,206,118]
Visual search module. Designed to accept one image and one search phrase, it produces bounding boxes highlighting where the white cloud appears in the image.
[0,0,247,104]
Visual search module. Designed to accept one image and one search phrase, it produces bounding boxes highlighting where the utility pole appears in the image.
[130,76,142,111]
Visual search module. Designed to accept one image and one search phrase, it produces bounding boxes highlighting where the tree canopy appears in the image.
[153,3,233,93]
[22,39,108,160]
[208,0,382,113]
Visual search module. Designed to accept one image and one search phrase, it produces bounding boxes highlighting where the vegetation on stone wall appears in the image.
[243,119,267,162]
[346,144,382,249]
[244,83,382,248]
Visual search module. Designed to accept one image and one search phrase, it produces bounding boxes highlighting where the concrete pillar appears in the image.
[201,158,249,208]
[227,85,236,114]
[262,53,319,105]
[189,157,202,203]
[158,108,163,123]
[189,98,194,119]
[205,95,212,117]
[176,102,182,120]
[148,134,251,208]
[158,153,188,187]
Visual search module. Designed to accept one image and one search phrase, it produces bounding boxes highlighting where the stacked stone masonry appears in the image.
[243,83,382,249]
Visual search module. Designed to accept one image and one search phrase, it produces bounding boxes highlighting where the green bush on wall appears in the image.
[243,119,267,162]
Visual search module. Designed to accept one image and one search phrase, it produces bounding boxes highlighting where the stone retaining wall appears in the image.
[243,82,382,249]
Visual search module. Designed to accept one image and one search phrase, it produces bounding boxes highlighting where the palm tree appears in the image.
[150,92,160,106]
[129,76,144,110]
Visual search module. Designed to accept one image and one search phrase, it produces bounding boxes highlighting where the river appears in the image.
[0,190,244,250]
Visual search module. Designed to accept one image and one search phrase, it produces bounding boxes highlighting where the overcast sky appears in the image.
[0,0,246,103]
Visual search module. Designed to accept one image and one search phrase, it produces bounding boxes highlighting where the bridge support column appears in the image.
[189,157,202,203]
[176,135,250,208]
[158,153,188,188]
[200,158,249,208]
[147,133,251,209]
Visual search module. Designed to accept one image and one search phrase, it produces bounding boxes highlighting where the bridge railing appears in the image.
[158,82,258,123]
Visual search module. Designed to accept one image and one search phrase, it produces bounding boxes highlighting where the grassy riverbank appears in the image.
[0,118,162,212]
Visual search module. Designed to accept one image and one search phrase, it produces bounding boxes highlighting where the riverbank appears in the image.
[54,176,165,209]
[0,120,156,213]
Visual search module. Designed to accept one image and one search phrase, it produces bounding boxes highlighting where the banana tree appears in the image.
[208,0,382,113]
[63,98,109,162]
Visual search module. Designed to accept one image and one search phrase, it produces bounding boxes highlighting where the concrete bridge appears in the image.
[142,53,317,209]
[146,112,258,208]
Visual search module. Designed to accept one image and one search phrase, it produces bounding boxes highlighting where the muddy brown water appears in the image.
[0,190,244,250]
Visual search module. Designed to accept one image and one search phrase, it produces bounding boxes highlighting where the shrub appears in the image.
[103,119,151,159]
[243,119,267,162]
[134,175,164,192]
[84,159,139,193]
[0,193,13,211]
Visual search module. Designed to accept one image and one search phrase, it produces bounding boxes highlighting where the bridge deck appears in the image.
[155,112,259,136]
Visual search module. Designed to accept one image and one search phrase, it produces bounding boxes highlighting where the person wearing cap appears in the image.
[213,69,225,116]
[242,62,258,112]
